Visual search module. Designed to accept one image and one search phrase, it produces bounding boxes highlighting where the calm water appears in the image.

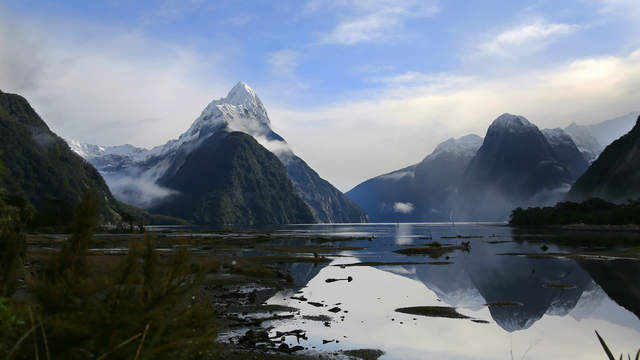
[260,223,640,359]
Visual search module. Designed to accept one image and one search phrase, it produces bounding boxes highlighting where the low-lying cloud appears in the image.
[393,202,414,214]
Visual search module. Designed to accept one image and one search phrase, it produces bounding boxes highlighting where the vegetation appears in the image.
[509,198,640,226]
[595,331,639,360]
[0,90,126,226]
[1,190,218,360]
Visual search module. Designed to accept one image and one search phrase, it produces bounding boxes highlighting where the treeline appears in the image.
[509,198,640,226]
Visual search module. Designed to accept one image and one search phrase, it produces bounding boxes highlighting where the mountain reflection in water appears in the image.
[264,223,640,359]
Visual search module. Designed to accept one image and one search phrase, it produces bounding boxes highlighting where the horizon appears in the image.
[1,0,639,191]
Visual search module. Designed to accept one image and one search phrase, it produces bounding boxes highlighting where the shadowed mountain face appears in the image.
[457,114,574,221]
[346,135,483,222]
[542,128,589,179]
[70,82,366,224]
[150,132,314,226]
[0,90,125,224]
[567,116,640,203]
[578,259,640,320]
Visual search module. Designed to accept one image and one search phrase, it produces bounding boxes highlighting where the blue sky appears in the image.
[1,0,639,190]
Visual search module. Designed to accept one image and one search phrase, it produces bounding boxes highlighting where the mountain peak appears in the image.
[431,134,483,158]
[225,81,260,107]
[489,113,537,134]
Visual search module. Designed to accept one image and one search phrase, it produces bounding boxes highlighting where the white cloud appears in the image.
[393,202,414,214]
[265,49,301,77]
[270,49,640,191]
[479,21,580,56]
[598,0,640,17]
[0,13,233,148]
[308,0,439,45]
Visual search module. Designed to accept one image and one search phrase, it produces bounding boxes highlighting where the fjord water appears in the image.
[265,223,640,359]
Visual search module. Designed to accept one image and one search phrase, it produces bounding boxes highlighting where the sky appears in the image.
[1,0,639,191]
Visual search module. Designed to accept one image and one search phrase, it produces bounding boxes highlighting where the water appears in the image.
[262,223,640,359]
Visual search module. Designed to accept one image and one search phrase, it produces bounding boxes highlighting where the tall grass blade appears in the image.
[596,331,616,360]
[27,306,39,360]
[134,323,150,360]
[7,323,40,360]
[95,332,142,360]
[36,313,50,360]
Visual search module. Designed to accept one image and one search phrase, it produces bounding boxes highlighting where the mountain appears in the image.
[0,90,126,224]
[150,132,314,226]
[566,115,640,203]
[70,82,366,224]
[346,134,483,222]
[564,111,639,163]
[564,123,603,163]
[457,114,574,220]
[541,128,589,179]
[586,111,640,150]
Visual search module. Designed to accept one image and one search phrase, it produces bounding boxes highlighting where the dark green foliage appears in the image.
[509,198,640,226]
[0,190,32,297]
[567,116,640,203]
[0,90,125,226]
[18,191,217,360]
[152,132,315,226]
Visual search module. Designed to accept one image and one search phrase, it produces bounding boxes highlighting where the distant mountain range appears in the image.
[347,112,639,221]
[347,134,483,222]
[4,80,638,225]
[69,82,367,225]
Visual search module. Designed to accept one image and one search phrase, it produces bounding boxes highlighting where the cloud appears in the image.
[265,49,301,77]
[308,0,440,45]
[479,21,580,56]
[0,12,232,148]
[270,49,640,191]
[598,0,640,17]
[103,173,178,208]
[393,202,414,214]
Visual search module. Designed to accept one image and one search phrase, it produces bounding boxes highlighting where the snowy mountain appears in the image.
[69,82,366,223]
[541,128,589,179]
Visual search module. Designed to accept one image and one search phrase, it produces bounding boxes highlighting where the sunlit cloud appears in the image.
[265,49,301,77]
[308,0,440,45]
[0,14,233,148]
[479,21,580,56]
[271,49,640,191]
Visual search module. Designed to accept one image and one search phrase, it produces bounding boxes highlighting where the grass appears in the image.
[394,242,470,259]
[395,306,470,319]
[334,261,453,267]
[595,330,639,360]
[485,301,523,307]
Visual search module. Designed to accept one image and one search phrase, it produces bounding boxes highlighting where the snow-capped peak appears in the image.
[431,134,483,158]
[490,113,537,133]
[225,81,263,108]
[541,128,573,147]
